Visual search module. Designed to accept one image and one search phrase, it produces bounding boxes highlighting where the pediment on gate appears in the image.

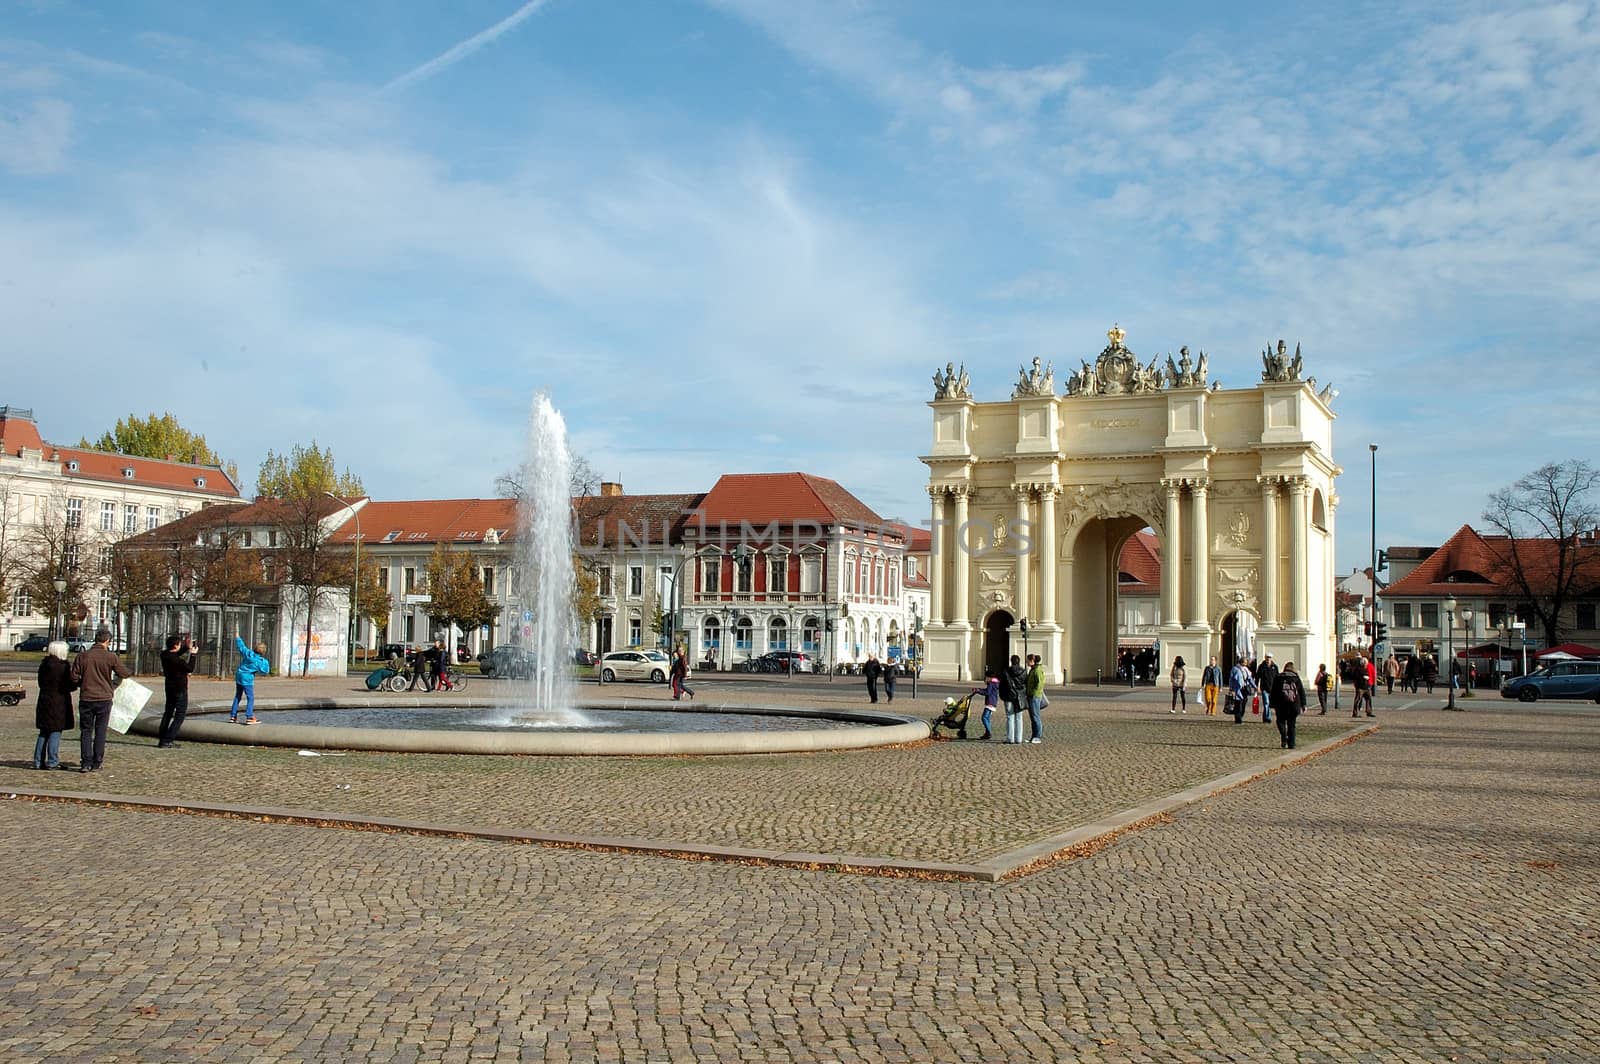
[1056,479,1165,535]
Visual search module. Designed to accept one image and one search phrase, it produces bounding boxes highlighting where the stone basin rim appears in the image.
[127,697,931,756]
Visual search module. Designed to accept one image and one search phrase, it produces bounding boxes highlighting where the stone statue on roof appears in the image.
[932,361,971,400]
[1013,356,1055,398]
[1261,338,1305,383]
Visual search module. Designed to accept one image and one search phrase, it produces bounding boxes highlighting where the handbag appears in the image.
[1039,693,1050,709]
[1251,693,1261,715]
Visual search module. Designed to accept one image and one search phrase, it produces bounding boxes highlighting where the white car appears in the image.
[599,650,669,684]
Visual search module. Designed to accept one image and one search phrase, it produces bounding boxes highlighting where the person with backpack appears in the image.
[1271,662,1308,749]
[1227,657,1255,725]
[1313,663,1331,715]
[1350,656,1371,717]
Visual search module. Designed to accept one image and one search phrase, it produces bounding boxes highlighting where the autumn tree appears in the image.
[1483,459,1600,647]
[22,495,91,637]
[351,555,394,636]
[81,411,238,484]
[0,474,24,610]
[256,442,364,499]
[571,554,601,627]
[424,545,497,637]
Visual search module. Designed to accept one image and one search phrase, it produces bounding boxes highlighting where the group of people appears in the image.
[389,640,456,692]
[29,628,271,772]
[1377,652,1439,695]
[973,654,1047,744]
[1117,647,1159,683]
[1210,653,1314,748]
[862,655,899,703]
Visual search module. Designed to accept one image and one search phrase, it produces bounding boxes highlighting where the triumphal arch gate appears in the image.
[921,326,1340,683]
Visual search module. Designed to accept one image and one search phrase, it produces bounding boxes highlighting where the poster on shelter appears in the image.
[289,628,342,675]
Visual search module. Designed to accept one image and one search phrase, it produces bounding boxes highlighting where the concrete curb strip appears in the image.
[6,723,1376,882]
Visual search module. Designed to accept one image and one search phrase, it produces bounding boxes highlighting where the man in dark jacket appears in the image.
[1004,654,1028,741]
[1270,662,1308,749]
[863,655,882,703]
[70,627,132,773]
[158,633,197,748]
[1254,655,1280,725]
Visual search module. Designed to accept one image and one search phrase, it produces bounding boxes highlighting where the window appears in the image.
[269,530,279,547]
[1392,603,1412,628]
[242,530,253,547]
[735,552,753,593]
[66,459,79,472]
[628,617,641,646]
[1420,603,1439,628]
[598,566,613,596]
[122,467,135,479]
[735,617,753,650]
[769,617,788,650]
[404,567,416,592]
[11,589,30,615]
[100,501,115,531]
[702,617,720,650]
[702,558,720,594]
[66,498,82,529]
[98,590,113,619]
[482,567,495,595]
[802,617,821,652]
[146,506,160,530]
[65,543,80,571]
[176,509,189,521]
[1488,603,1508,628]
[124,504,138,534]
[1515,603,1535,625]
[629,566,643,597]
[99,546,114,575]
[195,476,206,488]
[1578,603,1598,631]
[905,556,918,579]
[768,556,787,595]
[801,555,821,594]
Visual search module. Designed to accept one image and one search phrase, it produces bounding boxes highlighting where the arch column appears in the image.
[928,488,947,625]
[1259,476,1280,629]
[1038,486,1058,626]
[1288,476,1309,628]
[1013,486,1031,623]
[951,487,971,626]
[1161,479,1183,628]
[1187,478,1210,628]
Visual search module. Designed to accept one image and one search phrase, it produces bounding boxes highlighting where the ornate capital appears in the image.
[1285,475,1312,495]
[1188,476,1212,495]
[1256,474,1286,493]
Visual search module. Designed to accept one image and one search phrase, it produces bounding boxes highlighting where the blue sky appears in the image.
[4,0,1597,574]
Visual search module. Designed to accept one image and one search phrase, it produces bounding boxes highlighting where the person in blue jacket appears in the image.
[229,628,272,724]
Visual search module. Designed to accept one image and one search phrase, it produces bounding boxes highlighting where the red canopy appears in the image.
[1536,643,1600,660]
[1454,642,1519,660]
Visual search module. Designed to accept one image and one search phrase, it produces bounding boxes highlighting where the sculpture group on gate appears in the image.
[932,361,972,400]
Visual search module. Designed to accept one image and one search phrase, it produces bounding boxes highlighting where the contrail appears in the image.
[385,0,555,92]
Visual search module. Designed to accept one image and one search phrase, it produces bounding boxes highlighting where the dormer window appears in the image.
[382,531,402,543]
[66,459,79,472]
[195,476,207,488]
[122,467,135,479]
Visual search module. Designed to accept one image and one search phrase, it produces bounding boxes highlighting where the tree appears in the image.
[424,545,497,636]
[0,474,24,610]
[256,442,364,499]
[81,411,238,484]
[494,452,602,501]
[352,555,394,634]
[1482,460,1600,647]
[572,554,601,627]
[22,495,91,638]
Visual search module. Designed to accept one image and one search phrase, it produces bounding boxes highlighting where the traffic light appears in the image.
[1363,622,1372,635]
[1375,623,1388,643]
[1376,549,1389,572]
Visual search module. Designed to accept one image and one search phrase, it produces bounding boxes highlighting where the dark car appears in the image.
[764,650,816,673]
[480,644,538,679]
[573,648,598,667]
[12,634,49,652]
[1500,661,1600,703]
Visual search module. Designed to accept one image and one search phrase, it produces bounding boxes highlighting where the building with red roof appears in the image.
[1,405,240,647]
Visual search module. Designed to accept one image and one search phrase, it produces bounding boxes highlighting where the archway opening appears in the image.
[1221,609,1259,671]
[1066,514,1157,681]
[983,609,1014,679]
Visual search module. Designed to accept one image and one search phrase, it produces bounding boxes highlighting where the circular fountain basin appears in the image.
[130,697,929,755]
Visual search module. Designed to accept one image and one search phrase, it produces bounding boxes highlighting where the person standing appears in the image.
[883,661,897,704]
[1314,664,1330,715]
[1228,657,1254,725]
[863,655,882,703]
[980,671,1000,740]
[228,630,271,724]
[70,627,131,772]
[1365,656,1379,717]
[33,640,76,770]
[1168,655,1188,714]
[1271,662,1308,750]
[1404,654,1420,694]
[1200,655,1222,716]
[1422,654,1438,694]
[157,633,196,748]
[1255,655,1279,725]
[1384,654,1400,695]
[1003,654,1028,743]
[1024,654,1045,744]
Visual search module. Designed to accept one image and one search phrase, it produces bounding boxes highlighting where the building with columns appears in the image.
[921,327,1340,682]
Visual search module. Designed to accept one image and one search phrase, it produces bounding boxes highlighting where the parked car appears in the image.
[66,636,92,653]
[480,645,538,679]
[1500,661,1600,703]
[573,648,598,667]
[377,642,408,662]
[11,634,48,652]
[598,650,668,684]
[764,650,815,673]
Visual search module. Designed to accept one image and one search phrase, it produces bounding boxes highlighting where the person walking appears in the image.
[1255,655,1279,725]
[1169,655,1188,714]
[863,655,882,704]
[1228,657,1254,725]
[1364,656,1379,717]
[1404,654,1420,694]
[432,639,450,692]
[70,627,131,772]
[1384,654,1400,695]
[980,671,1000,740]
[1024,654,1045,743]
[1350,657,1370,717]
[1313,663,1330,715]
[228,630,271,724]
[1422,654,1438,694]
[883,660,898,703]
[33,640,76,770]
[669,649,696,701]
[1271,662,1308,750]
[157,633,196,748]
[1200,655,1222,715]
[1003,654,1027,743]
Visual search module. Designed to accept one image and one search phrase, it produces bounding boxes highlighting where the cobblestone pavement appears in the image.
[0,679,1355,864]
[2,698,1597,1061]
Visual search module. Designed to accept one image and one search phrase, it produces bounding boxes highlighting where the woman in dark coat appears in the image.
[34,640,77,770]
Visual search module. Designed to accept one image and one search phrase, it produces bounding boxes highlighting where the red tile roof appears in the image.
[690,473,887,530]
[1383,524,1600,597]
[574,493,704,548]
[1118,530,1161,592]
[54,446,240,498]
[330,499,517,547]
[0,409,46,456]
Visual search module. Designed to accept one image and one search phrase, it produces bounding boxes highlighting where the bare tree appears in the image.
[0,474,24,612]
[22,490,92,638]
[1482,460,1600,647]
[495,453,602,501]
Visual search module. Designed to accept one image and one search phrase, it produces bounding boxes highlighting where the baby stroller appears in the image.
[932,691,981,740]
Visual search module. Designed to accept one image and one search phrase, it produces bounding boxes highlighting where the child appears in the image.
[229,629,272,724]
[981,671,1000,740]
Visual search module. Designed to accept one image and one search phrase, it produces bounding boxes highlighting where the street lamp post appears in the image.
[324,492,361,666]
[719,605,733,673]
[1444,597,1460,710]
[1512,620,1527,676]
[1369,443,1378,674]
[910,604,922,698]
[1462,607,1475,697]
[52,576,67,641]
[1020,617,1030,668]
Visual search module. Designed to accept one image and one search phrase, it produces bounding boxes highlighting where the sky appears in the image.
[4,0,1597,575]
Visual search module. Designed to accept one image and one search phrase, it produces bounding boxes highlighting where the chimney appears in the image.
[600,482,624,497]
